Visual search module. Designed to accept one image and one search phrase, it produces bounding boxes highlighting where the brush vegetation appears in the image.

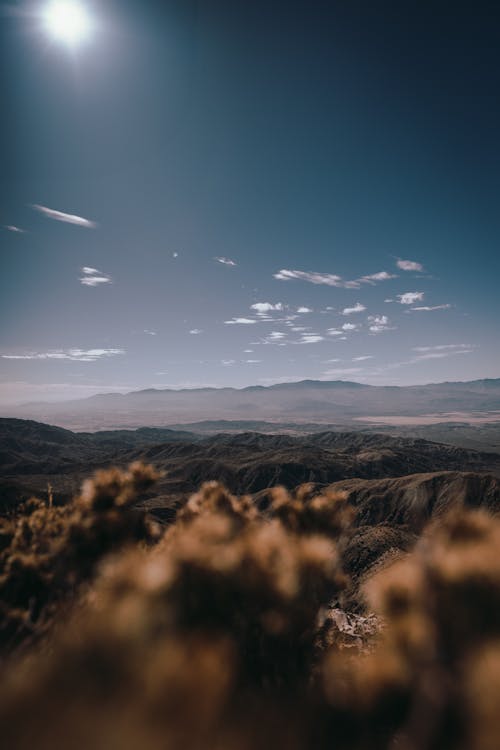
[1,463,500,749]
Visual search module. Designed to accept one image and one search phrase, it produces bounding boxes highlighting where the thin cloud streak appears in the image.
[214,256,237,266]
[342,302,366,315]
[80,267,112,287]
[411,304,451,311]
[32,204,97,228]
[224,317,257,325]
[1,348,125,362]
[4,225,25,233]
[274,268,396,289]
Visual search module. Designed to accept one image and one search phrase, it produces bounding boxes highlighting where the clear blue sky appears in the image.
[1,0,499,404]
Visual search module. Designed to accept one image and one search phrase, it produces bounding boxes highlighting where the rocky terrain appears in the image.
[2,418,500,530]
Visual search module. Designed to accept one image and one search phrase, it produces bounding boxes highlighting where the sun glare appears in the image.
[43,1,92,45]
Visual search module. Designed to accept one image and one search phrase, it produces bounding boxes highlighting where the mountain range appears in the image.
[3,378,500,431]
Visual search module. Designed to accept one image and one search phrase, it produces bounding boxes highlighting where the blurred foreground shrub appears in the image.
[1,468,500,749]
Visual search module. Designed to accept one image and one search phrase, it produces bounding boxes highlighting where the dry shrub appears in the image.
[319,508,500,749]
[2,475,500,750]
[0,462,160,654]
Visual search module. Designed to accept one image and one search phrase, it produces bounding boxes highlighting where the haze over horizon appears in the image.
[2,0,500,406]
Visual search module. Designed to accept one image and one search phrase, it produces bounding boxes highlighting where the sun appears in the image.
[43,1,92,46]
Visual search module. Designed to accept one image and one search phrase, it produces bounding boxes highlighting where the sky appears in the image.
[1,0,499,405]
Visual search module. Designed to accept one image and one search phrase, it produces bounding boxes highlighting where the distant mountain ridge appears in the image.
[3,379,500,431]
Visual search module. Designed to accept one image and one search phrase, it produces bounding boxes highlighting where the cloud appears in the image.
[221,359,236,366]
[214,256,237,266]
[358,271,397,284]
[413,344,472,353]
[411,304,451,311]
[172,252,178,258]
[80,276,111,287]
[224,317,257,325]
[250,302,283,314]
[1,348,124,362]
[274,269,356,287]
[189,329,203,335]
[80,267,111,287]
[341,322,359,331]
[143,330,157,336]
[353,355,374,361]
[398,292,424,305]
[297,306,312,313]
[397,259,424,272]
[267,331,287,341]
[298,334,324,344]
[274,268,396,288]
[4,225,25,233]
[326,329,344,336]
[245,359,262,364]
[342,302,366,315]
[32,204,97,228]
[367,314,393,333]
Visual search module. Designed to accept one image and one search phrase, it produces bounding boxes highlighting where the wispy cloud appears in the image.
[342,302,366,315]
[214,256,237,266]
[398,292,424,305]
[298,334,324,344]
[80,267,112,287]
[221,359,236,366]
[267,331,287,341]
[189,329,203,334]
[224,317,257,325]
[274,269,355,287]
[326,329,345,337]
[413,344,473,354]
[353,355,374,361]
[274,268,396,289]
[143,330,157,336]
[411,304,451,311]
[358,271,397,284]
[33,204,97,228]
[297,306,312,313]
[397,259,424,272]
[1,348,124,362]
[341,322,359,331]
[367,314,393,332]
[245,359,262,364]
[4,225,25,233]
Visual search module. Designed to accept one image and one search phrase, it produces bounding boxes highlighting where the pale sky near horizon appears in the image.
[1,0,500,405]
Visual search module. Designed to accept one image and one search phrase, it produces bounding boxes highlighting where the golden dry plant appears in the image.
[1,465,500,750]
[0,462,160,654]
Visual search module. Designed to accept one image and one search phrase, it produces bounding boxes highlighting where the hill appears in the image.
[2,418,500,512]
